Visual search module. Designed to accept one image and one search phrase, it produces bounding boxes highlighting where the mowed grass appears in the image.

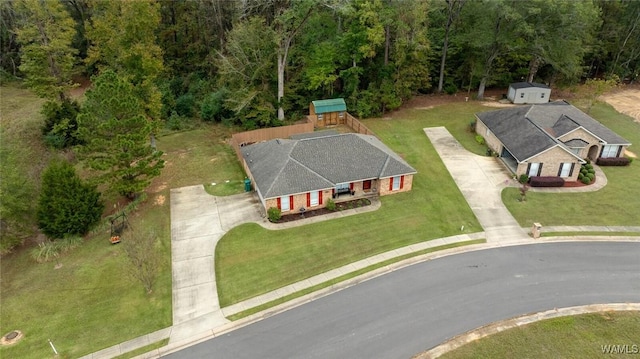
[0,84,245,358]
[439,311,640,359]
[503,102,640,226]
[216,102,489,307]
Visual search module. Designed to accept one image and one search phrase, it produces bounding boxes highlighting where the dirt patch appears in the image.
[600,85,640,123]
[154,195,165,206]
[625,149,637,158]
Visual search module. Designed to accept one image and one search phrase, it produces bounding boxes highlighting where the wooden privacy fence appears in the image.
[345,113,375,136]
[230,121,314,163]
[230,113,375,164]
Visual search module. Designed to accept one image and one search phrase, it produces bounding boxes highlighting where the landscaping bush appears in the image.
[584,163,593,170]
[326,199,336,211]
[596,157,631,166]
[581,176,592,185]
[475,134,485,145]
[175,93,196,117]
[586,172,595,181]
[587,168,595,174]
[37,160,104,239]
[200,88,230,122]
[529,176,565,187]
[444,83,458,95]
[518,174,529,184]
[578,172,584,180]
[267,207,281,222]
[41,99,82,149]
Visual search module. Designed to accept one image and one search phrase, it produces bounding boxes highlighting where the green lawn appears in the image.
[503,102,640,226]
[0,83,245,359]
[216,102,489,307]
[439,311,640,359]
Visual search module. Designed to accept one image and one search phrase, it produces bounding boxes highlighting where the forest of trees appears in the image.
[1,0,639,128]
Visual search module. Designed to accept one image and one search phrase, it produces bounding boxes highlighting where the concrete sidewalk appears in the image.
[424,127,530,243]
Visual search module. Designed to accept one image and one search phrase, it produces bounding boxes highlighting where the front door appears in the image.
[363,180,372,191]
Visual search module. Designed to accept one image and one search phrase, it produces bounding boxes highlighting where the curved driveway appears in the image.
[165,242,640,358]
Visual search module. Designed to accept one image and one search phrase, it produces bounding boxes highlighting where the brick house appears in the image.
[475,101,630,181]
[241,132,416,214]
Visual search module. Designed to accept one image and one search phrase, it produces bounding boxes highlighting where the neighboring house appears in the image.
[507,82,551,104]
[241,132,417,214]
[309,98,347,127]
[476,101,630,182]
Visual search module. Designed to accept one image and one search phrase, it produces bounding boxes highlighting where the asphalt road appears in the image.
[165,242,640,359]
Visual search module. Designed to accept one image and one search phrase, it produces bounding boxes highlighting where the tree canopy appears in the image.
[5,0,639,124]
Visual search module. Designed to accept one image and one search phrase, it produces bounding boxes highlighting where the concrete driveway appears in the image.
[169,185,262,343]
[424,127,530,243]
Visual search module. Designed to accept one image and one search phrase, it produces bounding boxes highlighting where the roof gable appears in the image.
[476,101,630,162]
[312,98,347,114]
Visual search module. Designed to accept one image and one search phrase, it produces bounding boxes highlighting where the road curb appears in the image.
[415,303,640,359]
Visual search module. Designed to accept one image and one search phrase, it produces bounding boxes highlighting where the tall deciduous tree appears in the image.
[14,0,78,101]
[217,17,277,128]
[77,70,164,199]
[86,0,164,121]
[517,0,600,83]
[273,0,316,120]
[37,160,104,239]
[458,0,526,99]
[437,0,466,93]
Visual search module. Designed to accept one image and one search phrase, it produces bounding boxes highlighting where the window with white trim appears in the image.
[527,163,541,177]
[559,163,572,177]
[280,196,290,211]
[601,145,619,158]
[392,176,401,191]
[310,191,319,206]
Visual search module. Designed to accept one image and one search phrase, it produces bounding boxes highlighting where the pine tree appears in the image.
[37,160,104,239]
[77,70,164,199]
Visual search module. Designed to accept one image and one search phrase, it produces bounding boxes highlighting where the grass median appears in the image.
[438,311,640,359]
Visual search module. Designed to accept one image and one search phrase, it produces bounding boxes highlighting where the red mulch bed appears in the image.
[563,176,596,187]
[272,198,372,223]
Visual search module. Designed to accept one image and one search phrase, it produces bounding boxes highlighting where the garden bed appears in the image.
[273,198,372,223]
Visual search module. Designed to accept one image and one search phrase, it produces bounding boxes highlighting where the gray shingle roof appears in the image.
[476,101,630,162]
[290,130,339,140]
[510,82,550,89]
[477,106,557,161]
[242,133,417,198]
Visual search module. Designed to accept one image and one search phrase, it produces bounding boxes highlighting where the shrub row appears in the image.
[596,157,631,166]
[529,176,565,187]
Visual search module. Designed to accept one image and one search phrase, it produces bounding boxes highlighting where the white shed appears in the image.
[507,82,551,104]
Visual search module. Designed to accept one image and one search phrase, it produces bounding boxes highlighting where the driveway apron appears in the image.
[424,127,530,243]
[169,185,262,343]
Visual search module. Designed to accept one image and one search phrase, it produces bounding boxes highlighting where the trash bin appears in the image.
[244,178,251,192]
